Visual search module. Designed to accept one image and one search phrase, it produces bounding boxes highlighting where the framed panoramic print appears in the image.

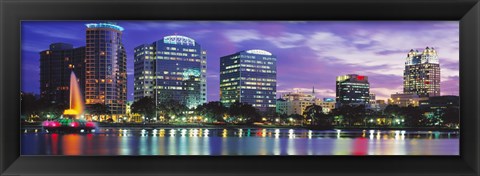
[1,0,479,176]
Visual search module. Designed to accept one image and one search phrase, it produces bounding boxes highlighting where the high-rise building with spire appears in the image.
[403,47,440,97]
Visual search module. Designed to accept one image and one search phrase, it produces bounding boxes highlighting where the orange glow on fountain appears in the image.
[63,71,84,119]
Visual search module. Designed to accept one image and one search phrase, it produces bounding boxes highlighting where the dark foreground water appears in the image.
[21,128,459,155]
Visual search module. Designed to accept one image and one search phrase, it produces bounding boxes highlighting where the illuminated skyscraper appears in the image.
[40,43,85,106]
[84,22,127,116]
[220,49,277,112]
[336,74,370,107]
[134,35,207,109]
[403,47,440,97]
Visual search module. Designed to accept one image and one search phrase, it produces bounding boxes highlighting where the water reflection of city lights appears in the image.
[222,129,228,138]
[262,129,267,137]
[395,130,400,140]
[181,129,187,137]
[288,129,295,138]
[159,129,165,137]
[336,129,341,139]
[192,129,199,137]
[170,129,176,137]
[376,131,381,140]
[308,130,312,139]
[204,129,209,137]
[274,129,280,138]
[238,129,243,137]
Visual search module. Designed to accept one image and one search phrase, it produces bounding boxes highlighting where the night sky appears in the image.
[21,21,459,102]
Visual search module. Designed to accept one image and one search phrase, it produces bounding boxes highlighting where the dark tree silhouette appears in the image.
[131,97,156,121]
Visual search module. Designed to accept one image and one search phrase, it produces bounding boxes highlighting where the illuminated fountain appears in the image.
[63,71,84,119]
[43,71,96,133]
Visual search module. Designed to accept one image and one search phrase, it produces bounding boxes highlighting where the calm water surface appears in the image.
[21,128,459,155]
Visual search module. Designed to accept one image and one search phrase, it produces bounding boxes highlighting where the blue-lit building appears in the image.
[220,49,277,113]
[336,74,370,107]
[134,35,207,109]
[84,22,127,116]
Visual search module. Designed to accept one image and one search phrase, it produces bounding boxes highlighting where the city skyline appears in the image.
[21,21,460,101]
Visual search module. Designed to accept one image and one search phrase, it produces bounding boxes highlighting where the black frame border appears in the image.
[1,0,479,175]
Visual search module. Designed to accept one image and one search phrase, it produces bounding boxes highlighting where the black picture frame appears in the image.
[1,0,479,175]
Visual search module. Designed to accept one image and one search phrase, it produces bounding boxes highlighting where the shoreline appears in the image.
[22,122,460,132]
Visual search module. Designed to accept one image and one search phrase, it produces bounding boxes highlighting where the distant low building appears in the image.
[275,89,335,115]
[388,93,426,107]
[276,90,315,115]
[315,98,336,114]
[419,95,459,109]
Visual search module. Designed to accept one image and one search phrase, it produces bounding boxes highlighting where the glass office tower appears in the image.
[220,49,277,113]
[134,35,207,109]
[84,22,127,116]
[336,74,370,107]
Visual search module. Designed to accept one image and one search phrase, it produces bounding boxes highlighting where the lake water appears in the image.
[21,128,459,155]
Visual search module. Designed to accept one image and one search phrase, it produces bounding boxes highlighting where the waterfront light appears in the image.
[288,129,295,138]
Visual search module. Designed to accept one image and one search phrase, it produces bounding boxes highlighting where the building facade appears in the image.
[388,93,426,107]
[315,98,336,114]
[276,91,315,115]
[220,49,277,112]
[84,22,127,116]
[336,74,370,107]
[134,35,207,109]
[40,43,85,106]
[404,47,441,97]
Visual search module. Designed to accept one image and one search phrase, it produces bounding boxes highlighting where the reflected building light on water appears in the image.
[238,129,243,137]
[204,129,209,137]
[222,129,228,138]
[308,130,312,139]
[141,129,147,137]
[192,129,199,137]
[369,130,375,140]
[274,129,280,138]
[336,129,341,139]
[181,129,187,137]
[262,129,267,137]
[159,129,165,137]
[170,129,176,137]
[376,131,381,140]
[395,130,400,140]
[152,129,158,137]
[288,129,295,138]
